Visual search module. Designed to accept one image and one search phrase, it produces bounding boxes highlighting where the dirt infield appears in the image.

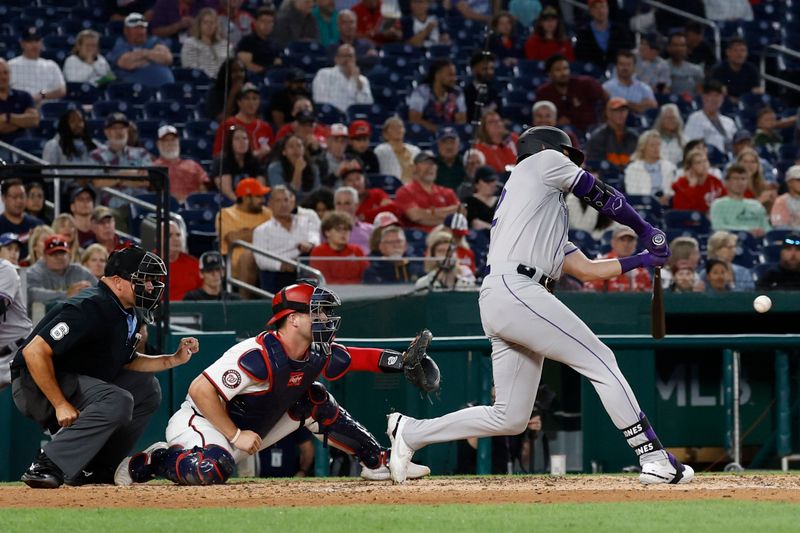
[1,475,800,508]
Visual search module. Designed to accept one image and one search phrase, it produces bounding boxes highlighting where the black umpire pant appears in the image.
[12,369,161,481]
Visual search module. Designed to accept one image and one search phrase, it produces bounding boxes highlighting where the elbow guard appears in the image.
[572,170,650,236]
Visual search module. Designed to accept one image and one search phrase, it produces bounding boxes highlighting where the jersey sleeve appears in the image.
[40,304,92,360]
[0,262,19,304]
[539,150,583,193]
[563,241,579,256]
[202,348,260,402]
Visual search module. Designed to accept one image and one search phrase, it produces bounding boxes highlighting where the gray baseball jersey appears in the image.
[0,259,33,388]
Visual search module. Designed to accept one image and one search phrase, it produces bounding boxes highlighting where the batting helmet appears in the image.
[517,126,584,166]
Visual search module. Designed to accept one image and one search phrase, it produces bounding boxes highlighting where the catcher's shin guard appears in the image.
[156,445,236,485]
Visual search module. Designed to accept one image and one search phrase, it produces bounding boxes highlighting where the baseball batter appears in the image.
[389,126,693,485]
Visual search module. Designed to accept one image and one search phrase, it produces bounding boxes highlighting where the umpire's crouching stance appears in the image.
[11,246,198,488]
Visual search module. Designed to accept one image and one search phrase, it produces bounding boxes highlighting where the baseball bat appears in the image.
[651,267,666,339]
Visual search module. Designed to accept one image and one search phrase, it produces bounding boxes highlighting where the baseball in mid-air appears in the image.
[753,295,772,313]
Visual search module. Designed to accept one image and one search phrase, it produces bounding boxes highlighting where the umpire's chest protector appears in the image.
[226,332,327,435]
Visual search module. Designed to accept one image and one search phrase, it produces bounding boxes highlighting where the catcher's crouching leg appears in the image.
[154,444,236,485]
[289,382,384,469]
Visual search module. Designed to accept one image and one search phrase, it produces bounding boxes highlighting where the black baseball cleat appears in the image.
[65,467,115,486]
[21,450,65,489]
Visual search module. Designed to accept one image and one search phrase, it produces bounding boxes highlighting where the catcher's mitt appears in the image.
[402,329,440,394]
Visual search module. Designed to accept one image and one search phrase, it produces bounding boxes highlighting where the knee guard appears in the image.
[156,445,235,486]
[324,406,384,470]
[288,382,340,426]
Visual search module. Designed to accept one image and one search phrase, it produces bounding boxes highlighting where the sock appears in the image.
[622,413,668,464]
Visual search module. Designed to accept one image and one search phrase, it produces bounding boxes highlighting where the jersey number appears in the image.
[491,188,507,227]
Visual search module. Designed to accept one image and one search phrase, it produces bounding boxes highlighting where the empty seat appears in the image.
[92,100,132,119]
[40,101,76,121]
[664,210,711,232]
[367,173,403,195]
[185,192,233,210]
[315,104,347,125]
[144,100,194,125]
[105,82,154,105]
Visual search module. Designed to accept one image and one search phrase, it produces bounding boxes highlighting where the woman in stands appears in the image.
[181,8,230,79]
[737,147,778,212]
[671,148,726,213]
[474,110,518,174]
[704,231,754,291]
[488,11,523,66]
[523,6,574,61]
[80,243,109,280]
[24,182,51,225]
[51,213,82,263]
[652,103,685,168]
[267,135,321,202]
[42,109,99,172]
[20,225,54,267]
[211,125,266,202]
[205,58,247,122]
[62,29,113,86]
[465,166,499,231]
[624,129,677,205]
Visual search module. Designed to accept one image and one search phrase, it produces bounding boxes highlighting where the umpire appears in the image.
[11,245,199,488]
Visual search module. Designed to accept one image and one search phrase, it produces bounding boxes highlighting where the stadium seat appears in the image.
[664,210,711,232]
[65,82,101,105]
[179,208,217,233]
[40,101,76,121]
[762,244,783,263]
[283,40,324,57]
[515,60,545,79]
[316,104,347,125]
[12,137,47,157]
[732,248,759,268]
[467,228,490,273]
[184,120,218,141]
[764,229,792,247]
[181,137,213,160]
[85,118,106,139]
[92,100,133,119]
[159,82,200,106]
[144,100,194,125]
[405,123,435,146]
[185,192,233,210]
[106,82,153,105]
[426,44,452,60]
[367,174,403,195]
[404,228,427,256]
[568,229,599,258]
[136,119,161,141]
[381,42,416,57]
[172,67,211,88]
[706,144,729,167]
[730,230,762,253]
[347,103,389,123]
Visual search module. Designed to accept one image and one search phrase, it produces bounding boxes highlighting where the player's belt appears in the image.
[484,263,556,293]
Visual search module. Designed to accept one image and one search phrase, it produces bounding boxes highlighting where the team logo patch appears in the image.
[49,322,70,341]
[387,355,398,366]
[287,372,304,387]
[221,369,242,389]
[652,233,666,246]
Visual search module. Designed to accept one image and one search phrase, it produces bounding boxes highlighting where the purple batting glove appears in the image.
[642,226,670,257]
[619,251,668,273]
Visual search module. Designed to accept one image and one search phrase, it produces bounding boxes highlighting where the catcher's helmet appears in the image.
[268,283,341,344]
[517,126,584,166]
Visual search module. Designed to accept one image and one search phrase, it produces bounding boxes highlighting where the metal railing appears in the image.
[761,44,800,95]
[642,0,722,60]
[228,240,327,299]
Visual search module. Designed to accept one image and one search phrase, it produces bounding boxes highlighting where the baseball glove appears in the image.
[402,329,440,394]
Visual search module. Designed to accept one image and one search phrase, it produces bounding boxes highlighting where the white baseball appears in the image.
[753,295,772,313]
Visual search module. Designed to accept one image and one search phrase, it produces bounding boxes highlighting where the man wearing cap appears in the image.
[434,126,466,191]
[26,235,97,306]
[343,120,378,174]
[85,206,131,255]
[602,50,656,115]
[67,185,97,247]
[183,251,242,301]
[339,160,394,223]
[275,99,328,154]
[0,233,31,390]
[9,27,66,104]
[108,13,175,88]
[312,44,374,114]
[0,58,40,145]
[635,33,671,94]
[213,83,274,160]
[314,123,351,186]
[684,79,737,155]
[771,165,800,230]
[584,226,652,293]
[394,151,461,230]
[236,7,280,74]
[710,164,771,237]
[535,54,605,134]
[266,68,311,128]
[0,179,44,258]
[12,245,197,488]
[217,178,272,298]
[574,0,633,69]
[585,98,639,167]
[757,234,800,290]
[153,125,210,203]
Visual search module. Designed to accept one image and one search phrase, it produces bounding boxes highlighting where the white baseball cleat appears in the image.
[114,441,168,486]
[360,462,430,481]
[386,412,415,484]
[640,453,694,485]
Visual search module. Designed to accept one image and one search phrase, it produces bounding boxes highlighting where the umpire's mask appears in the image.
[309,286,341,345]
[106,246,167,324]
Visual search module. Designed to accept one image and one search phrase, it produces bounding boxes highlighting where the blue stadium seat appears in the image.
[706,144,729,167]
[159,82,200,106]
[172,67,211,88]
[664,210,711,232]
[144,100,194,125]
[106,82,154,105]
[381,42,416,57]
[426,44,452,60]
[181,137,212,160]
[283,40,325,57]
[378,55,420,78]
[185,192,233,210]
[347,103,389,123]
[371,84,408,108]
[34,120,57,140]
[12,137,47,157]
[92,100,132,119]
[568,229,599,258]
[502,89,536,106]
[85,118,105,139]
[40,101,76,121]
[179,208,217,233]
[730,230,761,253]
[136,193,181,213]
[515,60,545,78]
[184,120,217,141]
[405,123,435,146]
[762,244,782,263]
[404,228,427,256]
[732,248,759,268]
[284,53,329,73]
[315,103,347,125]
[453,123,475,143]
[778,144,799,161]
[367,174,403,195]
[135,119,160,141]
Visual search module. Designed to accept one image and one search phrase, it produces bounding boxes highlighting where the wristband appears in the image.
[230,428,241,444]
[618,254,644,274]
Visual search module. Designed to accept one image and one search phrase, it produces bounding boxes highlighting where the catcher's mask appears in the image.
[105,246,167,324]
[268,283,341,344]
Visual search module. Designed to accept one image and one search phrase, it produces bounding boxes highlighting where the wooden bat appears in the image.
[651,267,666,339]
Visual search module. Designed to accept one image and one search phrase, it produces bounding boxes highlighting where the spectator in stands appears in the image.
[51,213,81,263]
[530,100,580,149]
[705,231,754,290]
[375,116,421,183]
[268,72,312,130]
[333,185,372,254]
[488,12,523,66]
[0,59,39,146]
[672,148,726,213]
[0,232,21,266]
[9,27,67,104]
[274,0,320,47]
[535,54,605,134]
[394,150,460,230]
[682,139,724,180]
[414,230,477,290]
[635,33,670,94]
[301,187,334,222]
[665,236,704,291]
[524,6,574,61]
[653,103,685,168]
[474,110,518,173]
[213,83,273,161]
[464,51,502,121]
[313,0,340,47]
[86,206,128,254]
[403,0,447,48]
[210,126,266,202]
[339,161,393,223]
[753,107,792,158]
[184,251,242,301]
[363,225,423,283]
[109,13,175,88]
[731,131,776,181]
[736,147,778,210]
[710,164,770,237]
[584,226,651,292]
[408,59,467,133]
[268,135,321,202]
[329,9,378,68]
[669,259,701,293]
[166,220,202,301]
[624,129,677,203]
[67,185,96,246]
[344,120,379,174]
[314,124,350,187]
[275,99,328,152]
[602,50,656,115]
[684,79,737,155]
[684,21,716,69]
[0,179,42,258]
[253,185,319,292]
[80,243,108,280]
[704,259,731,292]
[107,0,156,21]
[205,58,247,122]
[216,178,272,297]
[585,98,638,168]
[310,211,369,283]
[217,0,254,47]
[21,224,53,267]
[368,211,401,251]
[26,235,96,306]
[445,0,492,23]
[430,127,463,190]
[181,8,230,79]
[771,166,800,230]
[63,30,113,86]
[353,0,403,44]
[25,183,50,226]
[153,125,210,203]
[574,0,632,69]
[150,0,215,39]
[236,7,280,75]
[665,31,703,99]
[42,109,99,171]
[312,44,374,114]
[710,37,762,103]
[466,166,498,231]
[430,211,476,274]
[757,233,800,290]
